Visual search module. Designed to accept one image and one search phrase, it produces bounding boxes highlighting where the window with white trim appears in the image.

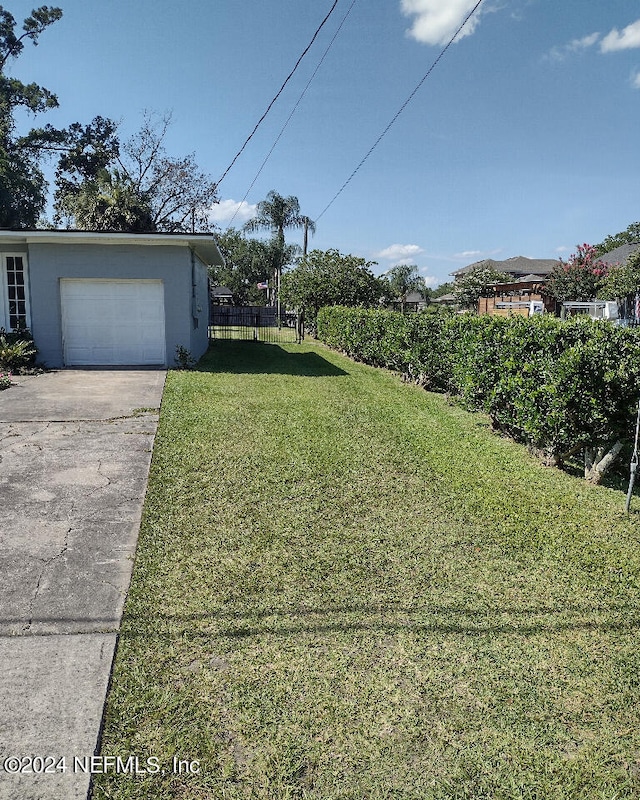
[0,253,31,331]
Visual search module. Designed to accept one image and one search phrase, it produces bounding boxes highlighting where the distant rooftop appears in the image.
[451,255,559,279]
[598,242,640,266]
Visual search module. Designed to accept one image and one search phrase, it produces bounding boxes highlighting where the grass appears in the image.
[209,325,298,343]
[93,339,640,799]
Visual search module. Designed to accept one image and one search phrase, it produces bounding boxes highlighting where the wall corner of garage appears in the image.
[189,253,210,364]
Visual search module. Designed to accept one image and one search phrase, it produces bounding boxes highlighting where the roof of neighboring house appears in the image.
[404,291,427,303]
[210,286,233,297]
[0,228,225,266]
[490,275,549,290]
[431,293,457,303]
[451,255,559,279]
[598,242,640,266]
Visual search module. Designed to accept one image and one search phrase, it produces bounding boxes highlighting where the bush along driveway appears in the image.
[94,340,640,800]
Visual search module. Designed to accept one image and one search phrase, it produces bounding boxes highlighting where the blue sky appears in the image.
[6,0,640,286]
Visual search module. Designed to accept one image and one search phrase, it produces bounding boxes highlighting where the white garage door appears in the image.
[61,279,166,366]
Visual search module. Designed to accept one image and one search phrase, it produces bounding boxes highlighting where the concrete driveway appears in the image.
[0,370,166,800]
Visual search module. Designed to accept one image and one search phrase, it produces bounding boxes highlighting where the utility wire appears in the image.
[216,0,340,189]
[225,0,358,230]
[314,0,485,223]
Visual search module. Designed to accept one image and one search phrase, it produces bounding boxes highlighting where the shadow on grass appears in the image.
[198,340,348,377]
[9,601,635,640]
[6,603,640,639]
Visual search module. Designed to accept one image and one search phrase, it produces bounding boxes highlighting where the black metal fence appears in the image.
[209,305,300,343]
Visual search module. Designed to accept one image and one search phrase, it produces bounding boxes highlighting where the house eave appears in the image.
[0,228,225,267]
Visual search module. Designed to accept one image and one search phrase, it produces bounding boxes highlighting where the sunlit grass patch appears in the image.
[94,340,640,799]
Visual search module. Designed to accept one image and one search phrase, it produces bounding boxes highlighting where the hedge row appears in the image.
[317,307,640,470]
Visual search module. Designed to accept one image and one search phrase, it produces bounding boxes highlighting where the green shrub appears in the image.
[174,345,196,370]
[0,330,37,372]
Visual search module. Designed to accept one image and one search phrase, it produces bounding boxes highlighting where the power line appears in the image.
[216,0,340,189]
[314,0,485,223]
[225,0,358,231]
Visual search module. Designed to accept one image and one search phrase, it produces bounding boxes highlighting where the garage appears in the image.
[0,230,224,369]
[61,279,166,366]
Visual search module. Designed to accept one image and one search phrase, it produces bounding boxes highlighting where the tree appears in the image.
[545,244,609,302]
[0,4,63,227]
[599,248,640,301]
[452,263,506,310]
[118,112,218,232]
[58,168,155,232]
[54,112,218,232]
[594,221,640,256]
[211,229,298,306]
[280,249,384,325]
[243,190,314,308]
[244,190,314,251]
[430,281,455,298]
[384,264,428,312]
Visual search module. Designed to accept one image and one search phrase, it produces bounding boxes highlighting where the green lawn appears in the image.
[93,340,640,800]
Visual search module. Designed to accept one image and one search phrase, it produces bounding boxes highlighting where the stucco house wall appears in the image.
[189,251,210,361]
[28,243,192,367]
[0,230,223,369]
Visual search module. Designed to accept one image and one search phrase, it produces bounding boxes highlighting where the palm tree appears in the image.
[244,190,315,251]
[243,191,316,313]
[385,264,428,313]
[60,168,155,232]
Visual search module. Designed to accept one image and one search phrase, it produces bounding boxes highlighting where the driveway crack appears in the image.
[22,526,72,634]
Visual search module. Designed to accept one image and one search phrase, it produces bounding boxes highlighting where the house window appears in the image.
[1,254,31,331]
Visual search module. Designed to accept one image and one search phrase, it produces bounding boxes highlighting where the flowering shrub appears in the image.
[546,244,610,301]
[0,371,11,390]
[317,306,640,482]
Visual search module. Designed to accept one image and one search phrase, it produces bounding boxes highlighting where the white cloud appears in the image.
[632,69,640,89]
[546,32,599,61]
[424,274,440,288]
[374,243,425,261]
[400,0,484,46]
[572,32,600,51]
[453,248,502,260]
[600,18,640,53]
[208,199,257,226]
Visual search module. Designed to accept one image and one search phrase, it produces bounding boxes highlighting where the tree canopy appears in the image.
[243,190,314,250]
[1,7,218,233]
[599,247,640,301]
[54,112,218,232]
[430,281,455,298]
[545,244,609,302]
[0,4,62,227]
[211,229,299,306]
[452,263,506,309]
[594,221,640,256]
[383,264,428,310]
[280,249,384,322]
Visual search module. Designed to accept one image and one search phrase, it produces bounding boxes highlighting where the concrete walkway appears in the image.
[0,370,166,800]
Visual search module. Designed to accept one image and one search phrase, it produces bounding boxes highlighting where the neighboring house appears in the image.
[478,275,557,317]
[451,255,559,282]
[430,293,458,307]
[0,229,224,368]
[389,290,428,312]
[210,285,234,305]
[452,255,560,317]
[597,242,640,269]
